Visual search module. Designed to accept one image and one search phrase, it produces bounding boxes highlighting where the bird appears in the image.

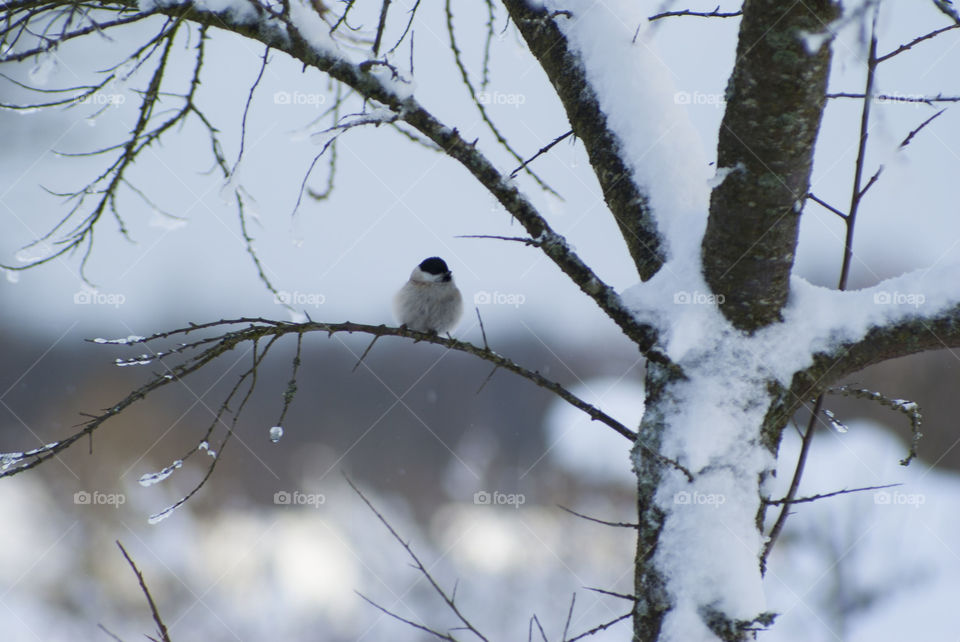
[393,257,463,334]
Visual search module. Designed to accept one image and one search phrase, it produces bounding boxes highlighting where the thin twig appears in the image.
[764,483,901,506]
[372,0,391,56]
[648,7,742,21]
[356,591,454,640]
[566,612,631,642]
[456,234,542,247]
[838,8,878,291]
[806,193,847,219]
[877,23,960,62]
[761,396,822,573]
[558,505,638,529]
[562,594,576,641]
[444,0,559,198]
[347,476,490,641]
[352,334,381,372]
[509,129,574,178]
[116,541,172,642]
[583,586,637,602]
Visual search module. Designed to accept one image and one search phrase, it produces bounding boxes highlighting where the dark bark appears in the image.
[774,304,960,432]
[502,1,666,280]
[702,0,840,331]
[632,362,680,641]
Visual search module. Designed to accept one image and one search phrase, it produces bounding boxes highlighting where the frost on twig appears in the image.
[828,385,924,465]
[0,317,690,519]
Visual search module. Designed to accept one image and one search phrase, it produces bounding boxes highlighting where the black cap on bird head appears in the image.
[418,257,451,279]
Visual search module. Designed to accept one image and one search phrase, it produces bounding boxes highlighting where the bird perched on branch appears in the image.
[393,257,463,334]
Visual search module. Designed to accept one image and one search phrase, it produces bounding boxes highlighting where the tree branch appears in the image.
[501,1,666,280]
[701,0,839,331]
[134,0,665,359]
[0,318,693,482]
[783,304,960,428]
[115,541,172,642]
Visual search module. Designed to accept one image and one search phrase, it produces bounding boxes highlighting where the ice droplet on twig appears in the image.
[269,426,284,443]
[1,452,24,470]
[823,408,848,433]
[93,335,145,345]
[138,459,183,486]
[148,504,178,525]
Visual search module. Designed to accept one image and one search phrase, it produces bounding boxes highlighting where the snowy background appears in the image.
[2,0,960,640]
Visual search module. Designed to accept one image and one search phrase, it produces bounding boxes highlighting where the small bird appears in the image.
[393,257,463,334]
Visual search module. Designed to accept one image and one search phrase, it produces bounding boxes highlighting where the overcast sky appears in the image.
[0,1,956,348]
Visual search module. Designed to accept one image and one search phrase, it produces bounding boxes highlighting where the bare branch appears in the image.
[558,504,639,529]
[509,129,574,179]
[761,396,822,573]
[828,385,924,465]
[371,0,391,56]
[648,7,742,22]
[565,612,631,642]
[348,476,490,641]
[764,483,901,506]
[838,8,878,292]
[444,0,559,198]
[583,586,637,602]
[806,192,847,219]
[355,591,455,641]
[877,23,960,62]
[115,541,172,642]
[826,92,960,104]
[2,319,692,483]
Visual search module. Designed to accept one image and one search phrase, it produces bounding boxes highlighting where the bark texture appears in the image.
[702,0,840,331]
[502,2,666,280]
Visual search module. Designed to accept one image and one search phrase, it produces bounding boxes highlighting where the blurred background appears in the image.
[1,1,959,640]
